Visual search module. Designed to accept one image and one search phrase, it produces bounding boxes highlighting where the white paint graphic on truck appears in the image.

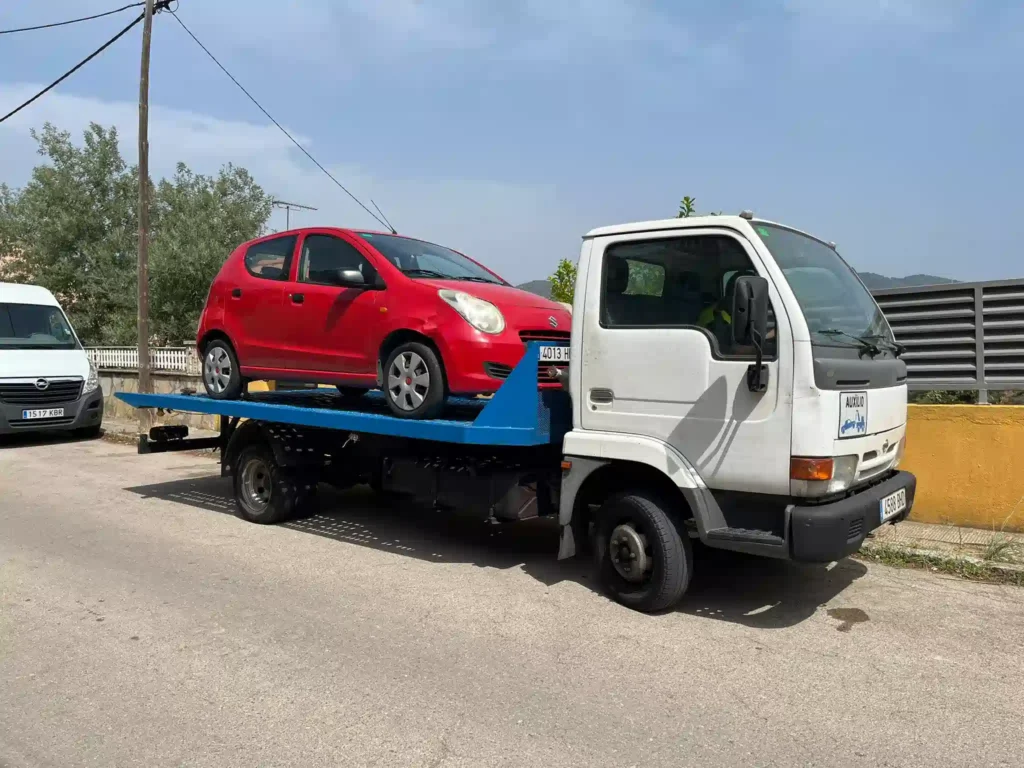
[839,391,868,438]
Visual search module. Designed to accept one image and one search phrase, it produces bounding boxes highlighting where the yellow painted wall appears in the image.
[903,405,1024,531]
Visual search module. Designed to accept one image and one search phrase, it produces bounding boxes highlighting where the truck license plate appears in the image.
[22,408,65,420]
[540,346,570,363]
[879,488,907,523]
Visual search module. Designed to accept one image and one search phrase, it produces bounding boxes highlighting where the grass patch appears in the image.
[856,543,1024,587]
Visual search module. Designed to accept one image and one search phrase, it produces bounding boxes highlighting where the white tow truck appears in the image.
[120,212,915,612]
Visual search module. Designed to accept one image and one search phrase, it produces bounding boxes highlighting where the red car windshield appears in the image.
[359,233,505,285]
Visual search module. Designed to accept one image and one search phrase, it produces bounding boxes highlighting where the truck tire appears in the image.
[233,443,317,524]
[594,491,692,613]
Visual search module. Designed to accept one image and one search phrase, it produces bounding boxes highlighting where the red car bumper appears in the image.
[434,325,569,395]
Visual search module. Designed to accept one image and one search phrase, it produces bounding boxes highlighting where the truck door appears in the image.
[578,227,793,495]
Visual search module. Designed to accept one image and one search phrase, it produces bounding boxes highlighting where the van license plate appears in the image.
[879,488,907,522]
[540,346,570,363]
[22,408,65,420]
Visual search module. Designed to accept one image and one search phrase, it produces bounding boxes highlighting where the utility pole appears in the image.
[137,0,155,437]
[272,199,317,230]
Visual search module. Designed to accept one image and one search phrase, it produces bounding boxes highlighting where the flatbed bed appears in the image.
[117,343,571,448]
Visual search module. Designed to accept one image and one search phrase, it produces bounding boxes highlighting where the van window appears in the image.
[244,235,297,280]
[0,302,80,350]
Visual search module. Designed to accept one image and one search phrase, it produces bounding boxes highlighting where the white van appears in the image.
[0,283,103,437]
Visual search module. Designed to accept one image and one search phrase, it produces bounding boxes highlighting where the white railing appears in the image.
[87,345,201,376]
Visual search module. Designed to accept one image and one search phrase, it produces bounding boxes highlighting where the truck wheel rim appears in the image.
[387,351,430,411]
[204,347,232,394]
[240,457,272,514]
[609,523,650,583]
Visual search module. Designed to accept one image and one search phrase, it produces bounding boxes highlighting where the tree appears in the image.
[677,196,697,218]
[549,257,577,304]
[0,122,271,345]
[150,163,272,343]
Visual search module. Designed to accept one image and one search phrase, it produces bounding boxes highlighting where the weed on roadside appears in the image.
[856,543,1024,587]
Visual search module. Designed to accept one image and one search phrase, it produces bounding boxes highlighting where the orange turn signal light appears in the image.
[790,457,834,481]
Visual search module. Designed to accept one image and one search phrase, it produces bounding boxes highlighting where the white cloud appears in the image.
[0,85,580,284]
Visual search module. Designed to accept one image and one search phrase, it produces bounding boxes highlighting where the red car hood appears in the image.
[423,279,563,311]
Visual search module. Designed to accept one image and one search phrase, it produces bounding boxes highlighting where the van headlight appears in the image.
[790,455,859,497]
[438,290,505,335]
[84,360,100,394]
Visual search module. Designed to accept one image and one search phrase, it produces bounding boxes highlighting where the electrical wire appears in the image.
[167,9,392,232]
[0,2,145,35]
[0,11,146,124]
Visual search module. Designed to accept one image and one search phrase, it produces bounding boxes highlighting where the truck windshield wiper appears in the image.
[864,333,906,357]
[814,328,882,356]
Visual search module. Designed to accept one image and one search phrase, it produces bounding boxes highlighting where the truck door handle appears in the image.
[291,293,304,304]
[231,288,242,298]
[590,388,614,404]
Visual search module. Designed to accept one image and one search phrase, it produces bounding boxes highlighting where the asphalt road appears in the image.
[2,435,1022,768]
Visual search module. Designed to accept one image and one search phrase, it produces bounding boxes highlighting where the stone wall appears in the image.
[100,371,219,431]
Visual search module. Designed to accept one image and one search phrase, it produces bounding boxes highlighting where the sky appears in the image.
[1,0,1022,285]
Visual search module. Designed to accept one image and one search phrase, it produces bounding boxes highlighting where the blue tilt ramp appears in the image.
[116,343,571,447]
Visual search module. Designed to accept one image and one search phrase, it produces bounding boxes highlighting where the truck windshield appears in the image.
[752,223,893,345]
[0,302,80,350]
[359,233,505,285]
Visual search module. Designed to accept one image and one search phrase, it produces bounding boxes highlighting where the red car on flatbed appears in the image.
[196,228,571,418]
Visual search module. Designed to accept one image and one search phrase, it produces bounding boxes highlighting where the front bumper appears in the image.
[0,388,104,436]
[790,470,916,562]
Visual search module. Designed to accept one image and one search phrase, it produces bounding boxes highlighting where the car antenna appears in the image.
[371,200,398,234]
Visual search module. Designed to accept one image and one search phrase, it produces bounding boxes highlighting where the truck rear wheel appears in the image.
[594,491,692,612]
[233,444,317,524]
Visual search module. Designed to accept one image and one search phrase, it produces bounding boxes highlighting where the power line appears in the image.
[0,2,145,35]
[167,9,392,232]
[0,11,147,124]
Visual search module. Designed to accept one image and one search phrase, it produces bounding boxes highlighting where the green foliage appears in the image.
[909,390,978,405]
[677,196,696,218]
[624,260,664,296]
[0,123,271,345]
[548,257,577,304]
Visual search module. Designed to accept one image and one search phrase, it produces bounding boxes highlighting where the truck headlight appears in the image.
[790,455,859,497]
[84,360,100,394]
[438,290,505,335]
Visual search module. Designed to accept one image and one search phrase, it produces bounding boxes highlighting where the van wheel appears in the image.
[233,444,317,524]
[382,342,446,419]
[202,339,243,400]
[594,491,692,613]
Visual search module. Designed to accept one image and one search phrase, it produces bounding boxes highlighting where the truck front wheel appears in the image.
[594,491,693,612]
[233,444,317,524]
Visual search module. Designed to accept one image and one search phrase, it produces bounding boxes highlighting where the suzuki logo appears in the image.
[548,316,558,328]
[34,378,49,391]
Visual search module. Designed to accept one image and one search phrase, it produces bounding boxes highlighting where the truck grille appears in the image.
[0,379,83,406]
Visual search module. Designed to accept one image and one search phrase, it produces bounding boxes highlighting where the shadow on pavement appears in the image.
[125,473,866,629]
[0,429,104,450]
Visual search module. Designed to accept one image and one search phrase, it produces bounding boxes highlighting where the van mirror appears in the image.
[335,269,366,288]
[731,275,769,346]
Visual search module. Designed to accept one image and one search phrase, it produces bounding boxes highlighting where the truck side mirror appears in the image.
[731,275,769,346]
[731,275,770,393]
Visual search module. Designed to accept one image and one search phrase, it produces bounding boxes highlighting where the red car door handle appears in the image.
[291,293,304,304]
[231,288,242,298]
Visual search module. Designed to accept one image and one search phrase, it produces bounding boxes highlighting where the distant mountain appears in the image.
[516,274,955,298]
[858,272,956,290]
[515,280,552,299]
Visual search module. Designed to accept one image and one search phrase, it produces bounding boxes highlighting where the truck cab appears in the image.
[558,214,915,609]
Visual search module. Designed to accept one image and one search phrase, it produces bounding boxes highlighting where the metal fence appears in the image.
[87,345,201,376]
[872,279,1024,401]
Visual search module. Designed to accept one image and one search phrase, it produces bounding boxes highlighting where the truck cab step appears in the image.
[705,527,785,547]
